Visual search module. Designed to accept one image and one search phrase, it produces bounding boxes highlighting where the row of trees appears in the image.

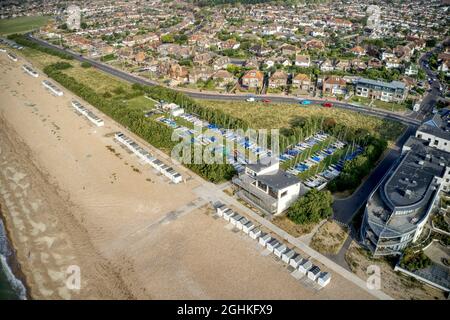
[281,115,388,193]
[7,34,73,60]
[43,64,236,183]
[328,136,387,192]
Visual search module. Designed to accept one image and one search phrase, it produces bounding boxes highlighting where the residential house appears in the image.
[322,76,347,95]
[249,44,271,57]
[189,66,214,84]
[212,70,235,87]
[305,39,325,50]
[335,60,350,72]
[385,57,401,69]
[404,63,419,76]
[241,69,264,88]
[169,63,189,83]
[368,58,383,69]
[295,55,311,67]
[320,59,334,72]
[292,73,311,93]
[281,44,300,56]
[350,45,366,57]
[193,52,215,65]
[212,56,231,71]
[351,59,367,71]
[269,70,288,89]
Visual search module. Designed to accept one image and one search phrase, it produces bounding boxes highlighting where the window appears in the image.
[280,191,288,198]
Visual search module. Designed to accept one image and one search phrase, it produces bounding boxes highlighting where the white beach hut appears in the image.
[281,249,296,264]
[289,254,303,268]
[249,227,261,239]
[273,243,287,258]
[223,209,235,222]
[258,233,271,246]
[298,259,313,275]
[317,272,331,287]
[266,239,281,253]
[307,265,321,281]
[242,221,255,234]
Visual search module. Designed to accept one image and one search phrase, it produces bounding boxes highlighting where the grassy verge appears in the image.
[310,220,348,254]
[199,100,405,144]
[350,95,409,112]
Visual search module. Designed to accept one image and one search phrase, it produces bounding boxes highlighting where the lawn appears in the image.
[199,100,406,144]
[0,16,51,35]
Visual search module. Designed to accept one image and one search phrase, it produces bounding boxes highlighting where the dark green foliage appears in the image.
[287,188,333,224]
[100,54,116,62]
[400,248,431,271]
[328,136,387,192]
[81,61,92,68]
[7,33,73,60]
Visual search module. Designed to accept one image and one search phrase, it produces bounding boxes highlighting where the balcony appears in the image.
[232,174,277,214]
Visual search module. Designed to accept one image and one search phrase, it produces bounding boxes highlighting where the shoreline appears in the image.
[0,204,30,300]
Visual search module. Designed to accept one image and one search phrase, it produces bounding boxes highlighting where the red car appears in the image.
[262,99,271,103]
[322,102,333,108]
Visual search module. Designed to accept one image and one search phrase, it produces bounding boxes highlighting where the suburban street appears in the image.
[26,34,422,127]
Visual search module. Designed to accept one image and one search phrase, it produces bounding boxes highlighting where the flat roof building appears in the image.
[232,158,303,215]
[355,78,407,102]
[361,110,450,257]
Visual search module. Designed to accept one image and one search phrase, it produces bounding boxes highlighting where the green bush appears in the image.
[81,62,92,68]
[400,248,431,271]
[287,188,333,225]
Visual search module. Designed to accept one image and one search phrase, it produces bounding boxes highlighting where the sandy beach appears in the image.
[0,52,376,300]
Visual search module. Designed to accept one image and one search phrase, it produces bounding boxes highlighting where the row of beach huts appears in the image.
[42,79,64,96]
[114,132,183,184]
[216,203,331,288]
[71,100,104,127]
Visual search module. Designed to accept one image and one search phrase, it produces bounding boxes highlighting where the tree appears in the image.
[287,189,333,225]
[161,34,174,43]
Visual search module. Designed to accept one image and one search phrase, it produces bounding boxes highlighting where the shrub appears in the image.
[400,248,431,271]
[287,188,333,225]
[81,62,92,68]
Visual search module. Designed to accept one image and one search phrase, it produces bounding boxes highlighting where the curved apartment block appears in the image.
[361,110,450,257]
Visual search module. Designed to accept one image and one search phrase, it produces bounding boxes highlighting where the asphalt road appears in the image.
[26,34,421,127]
[26,35,440,227]
[418,47,445,117]
[332,125,417,225]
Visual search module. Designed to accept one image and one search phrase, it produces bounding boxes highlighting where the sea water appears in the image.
[0,217,27,300]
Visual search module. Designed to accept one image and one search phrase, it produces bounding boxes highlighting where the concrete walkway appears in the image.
[194,183,393,300]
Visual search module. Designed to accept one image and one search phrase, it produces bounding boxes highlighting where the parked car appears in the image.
[300,100,311,105]
[322,102,333,108]
[262,99,271,103]
[246,97,255,102]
